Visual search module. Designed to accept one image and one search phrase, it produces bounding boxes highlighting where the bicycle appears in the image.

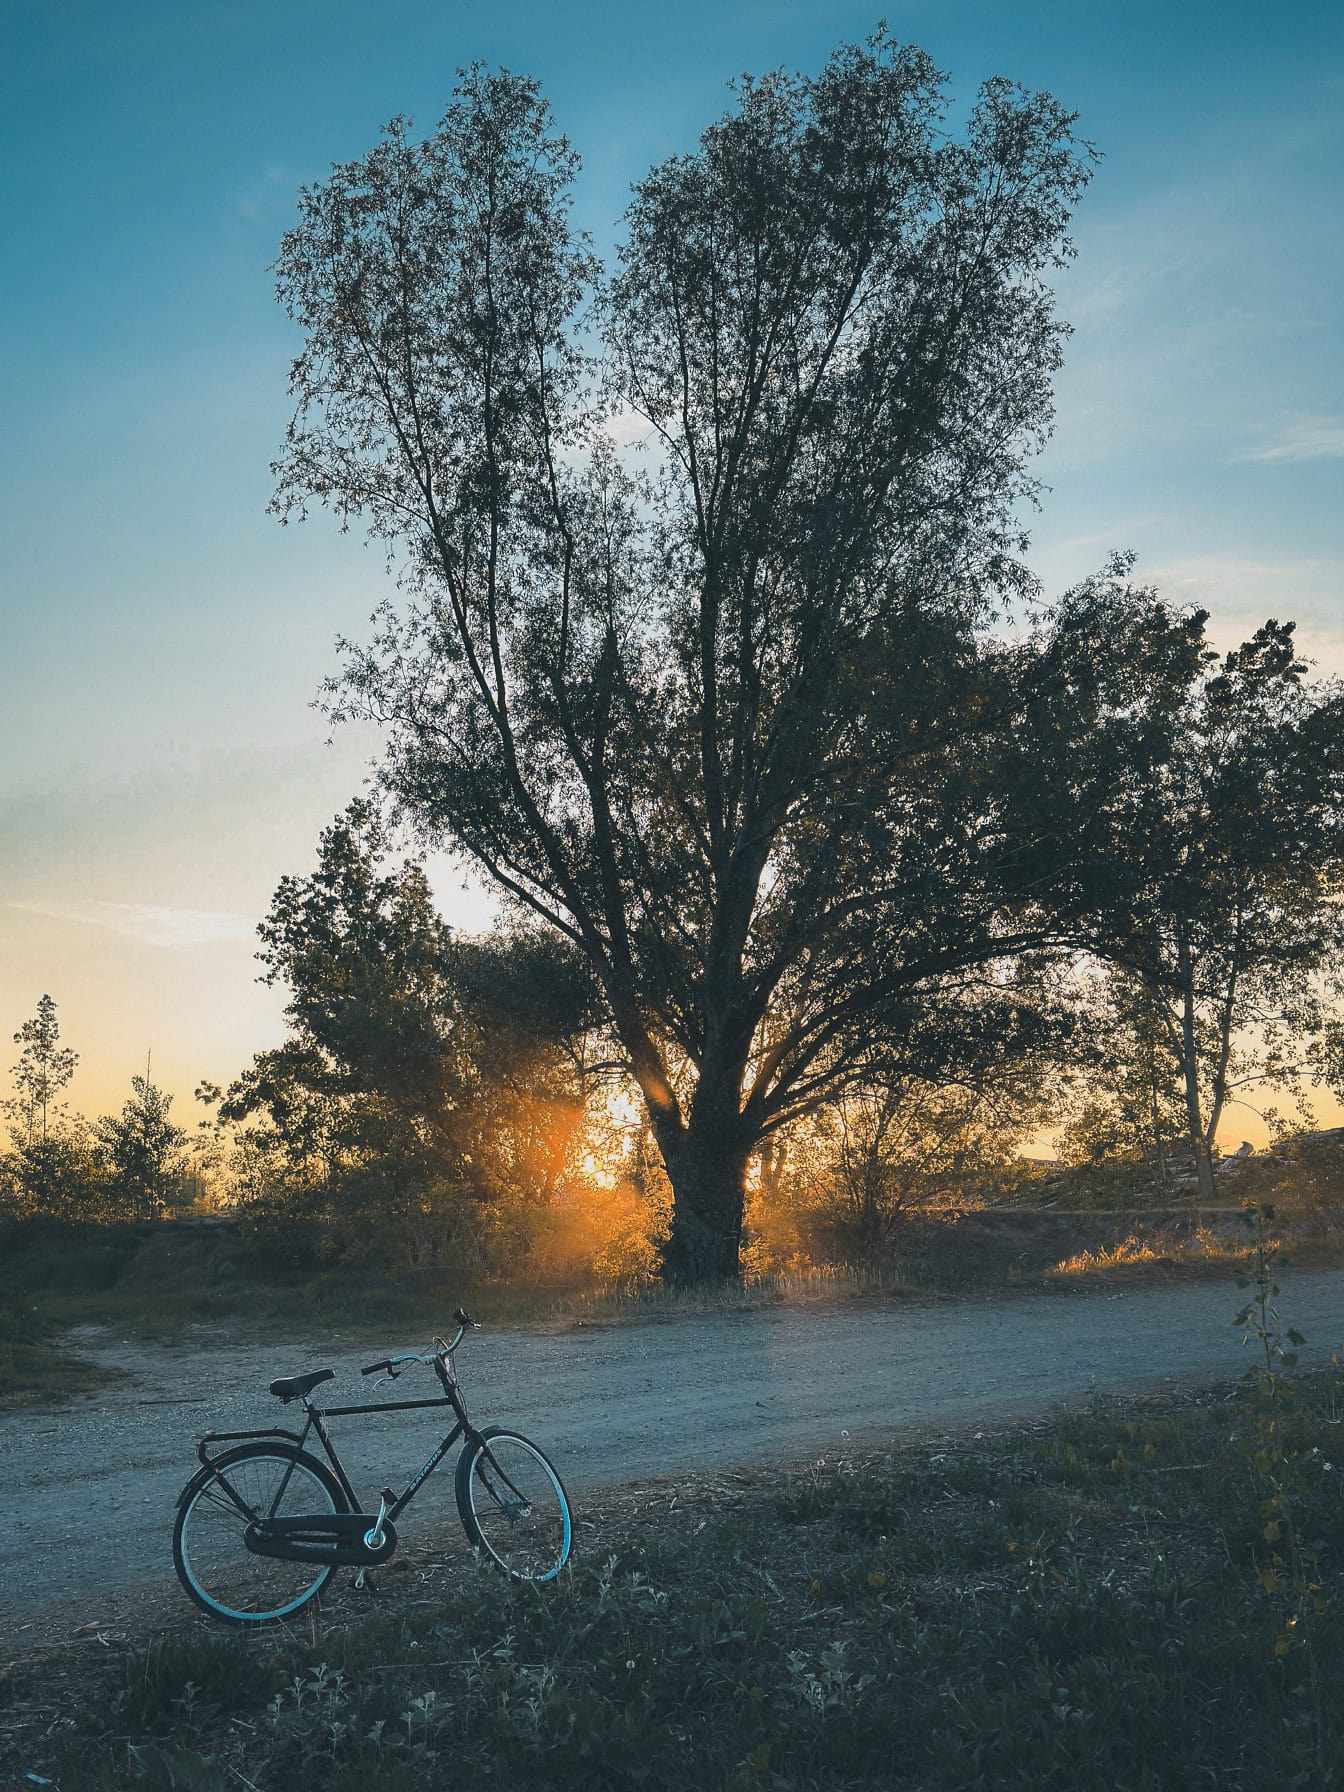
[172,1308,572,1625]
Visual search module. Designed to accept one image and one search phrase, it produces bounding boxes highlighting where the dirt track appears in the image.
[4,1269,1343,1643]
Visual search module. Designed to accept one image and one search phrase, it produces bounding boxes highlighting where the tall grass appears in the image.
[559,1260,926,1325]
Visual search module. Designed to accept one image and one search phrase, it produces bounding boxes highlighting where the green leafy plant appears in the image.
[1233,1199,1330,1787]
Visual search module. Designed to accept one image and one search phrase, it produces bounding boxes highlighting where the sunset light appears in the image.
[3,5,1342,1784]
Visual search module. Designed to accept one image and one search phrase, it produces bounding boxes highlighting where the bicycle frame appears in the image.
[192,1362,484,1529]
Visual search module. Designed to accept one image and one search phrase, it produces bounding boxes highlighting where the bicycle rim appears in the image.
[461,1433,571,1580]
[175,1448,339,1623]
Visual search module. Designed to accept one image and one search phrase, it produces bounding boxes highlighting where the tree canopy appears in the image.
[272,35,1108,1281]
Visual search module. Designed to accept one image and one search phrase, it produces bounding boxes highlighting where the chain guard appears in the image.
[244,1513,399,1566]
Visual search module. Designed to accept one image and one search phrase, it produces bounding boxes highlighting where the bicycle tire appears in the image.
[455,1426,573,1581]
[173,1442,347,1625]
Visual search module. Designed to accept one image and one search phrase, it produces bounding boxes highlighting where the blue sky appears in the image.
[2,0,1341,1122]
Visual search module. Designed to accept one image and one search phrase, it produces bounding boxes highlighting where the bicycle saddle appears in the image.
[268,1368,335,1402]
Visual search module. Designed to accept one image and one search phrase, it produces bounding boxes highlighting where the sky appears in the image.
[1,0,1341,1134]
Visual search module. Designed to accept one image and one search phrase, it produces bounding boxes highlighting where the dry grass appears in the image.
[557,1260,926,1326]
[1051,1223,1246,1278]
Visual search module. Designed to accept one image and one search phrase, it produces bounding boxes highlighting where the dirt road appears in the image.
[4,1270,1342,1642]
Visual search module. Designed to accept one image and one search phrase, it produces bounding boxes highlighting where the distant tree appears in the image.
[8,994,79,1144]
[1056,969,1189,1184]
[97,1073,188,1220]
[272,38,1100,1282]
[791,1072,1046,1264]
[1057,622,1344,1204]
[2,995,103,1219]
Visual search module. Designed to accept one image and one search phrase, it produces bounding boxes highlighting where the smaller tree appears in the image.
[1088,621,1344,1204]
[222,802,602,1270]
[97,1074,188,1220]
[3,996,103,1219]
[9,994,79,1144]
[1057,969,1189,1185]
[777,1066,1050,1267]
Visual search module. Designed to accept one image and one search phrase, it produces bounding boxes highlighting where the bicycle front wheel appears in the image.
[455,1426,572,1581]
[173,1443,346,1625]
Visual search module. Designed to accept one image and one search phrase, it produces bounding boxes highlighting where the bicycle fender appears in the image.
[176,1432,309,1507]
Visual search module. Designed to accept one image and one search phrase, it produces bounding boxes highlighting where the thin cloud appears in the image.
[236,164,301,224]
[602,404,658,450]
[5,900,259,951]
[1136,554,1344,672]
[1231,418,1344,464]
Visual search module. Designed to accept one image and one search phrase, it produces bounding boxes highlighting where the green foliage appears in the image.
[1232,1201,1333,1785]
[96,1075,189,1221]
[214,802,599,1274]
[1,1121,109,1221]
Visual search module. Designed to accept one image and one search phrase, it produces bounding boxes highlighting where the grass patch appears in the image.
[0,1296,125,1407]
[1050,1222,1244,1279]
[19,1365,1344,1790]
[558,1260,925,1326]
[1049,1217,1344,1283]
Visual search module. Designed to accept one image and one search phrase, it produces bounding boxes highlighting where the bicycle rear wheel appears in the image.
[455,1426,572,1581]
[173,1443,346,1625]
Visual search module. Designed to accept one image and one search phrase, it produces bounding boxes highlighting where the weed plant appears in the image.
[1232,1201,1334,1787]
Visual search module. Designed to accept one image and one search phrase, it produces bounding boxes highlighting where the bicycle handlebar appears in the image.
[360,1308,478,1377]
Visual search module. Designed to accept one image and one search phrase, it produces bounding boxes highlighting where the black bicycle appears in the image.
[172,1309,572,1625]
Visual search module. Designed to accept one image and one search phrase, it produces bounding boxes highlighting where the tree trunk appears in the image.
[1176,939,1211,1222]
[1193,1146,1217,1213]
[658,1118,751,1287]
[1148,1074,1169,1191]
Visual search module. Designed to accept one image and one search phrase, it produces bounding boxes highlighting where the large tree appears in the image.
[272,37,1100,1281]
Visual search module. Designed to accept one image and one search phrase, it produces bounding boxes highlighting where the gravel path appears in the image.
[3,1269,1342,1643]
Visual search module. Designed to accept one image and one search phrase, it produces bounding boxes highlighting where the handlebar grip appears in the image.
[361,1359,392,1376]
